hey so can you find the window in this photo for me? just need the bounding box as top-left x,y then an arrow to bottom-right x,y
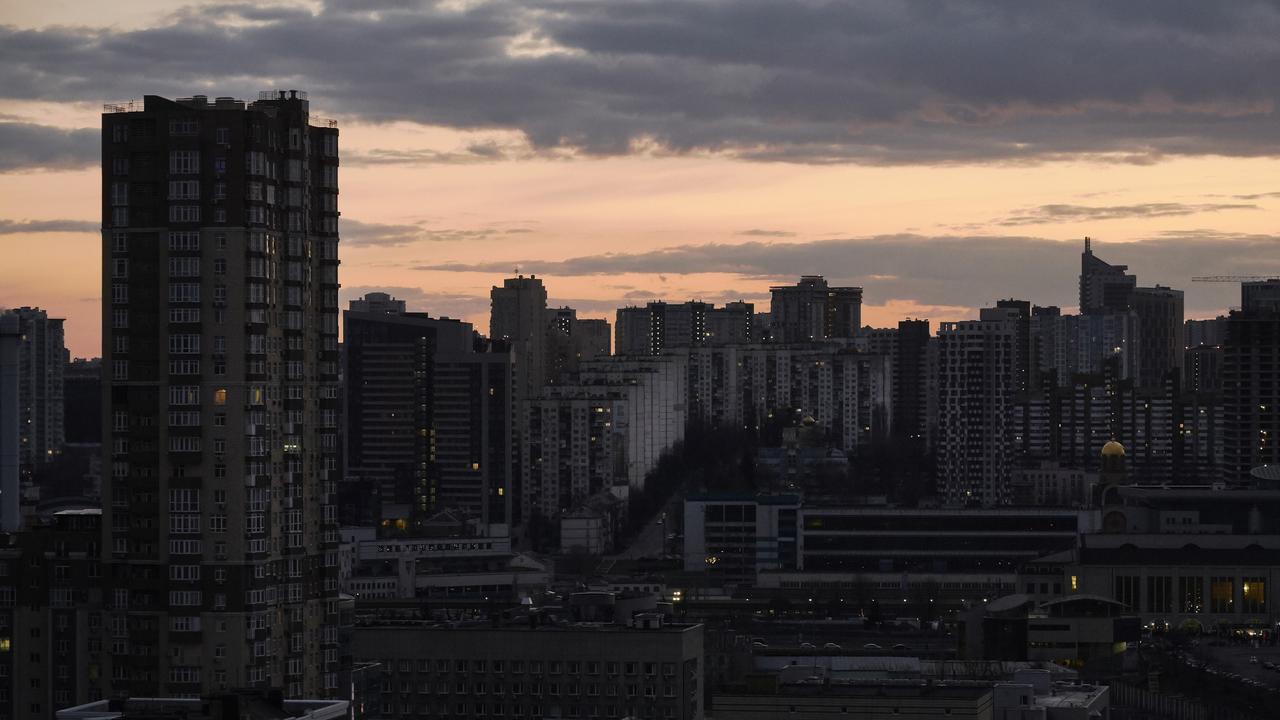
1178,575 -> 1204,613
112,258 -> 129,278
168,180 -> 200,200
111,181 -> 128,206
112,123 -> 128,143
168,590 -> 201,607
169,118 -> 199,135
214,258 -> 227,275
168,334 -> 200,354
1114,575 -> 1140,611
112,231 -> 128,252
1146,576 -> 1172,614
169,283 -> 200,304
112,207 -> 128,227
169,205 -> 200,223
112,284 -> 128,305
169,231 -> 200,251
216,127 -> 230,145
169,386 -> 200,405
113,309 -> 128,329
169,308 -> 200,324
169,150 -> 199,174
1243,578 -> 1266,614
1211,577 -> 1235,614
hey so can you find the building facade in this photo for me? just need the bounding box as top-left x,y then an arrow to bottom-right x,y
0,307 -> 66,509
1222,281 -> 1280,483
768,277 -> 862,344
353,618 -> 704,720
938,311 -> 1019,506
490,276 -> 548,401
100,92 -> 342,697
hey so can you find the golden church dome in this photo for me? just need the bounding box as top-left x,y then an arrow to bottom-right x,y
1101,440 -> 1126,457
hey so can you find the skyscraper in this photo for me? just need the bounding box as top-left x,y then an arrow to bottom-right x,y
490,275 -> 548,400
0,314 -> 20,532
768,276 -> 861,343
1078,238 -> 1184,388
1132,285 -> 1185,388
100,92 -> 341,697
1222,280 -> 1280,483
1079,236 -> 1136,315
938,308 -> 1020,506
344,293 -> 515,533
0,307 -> 66,499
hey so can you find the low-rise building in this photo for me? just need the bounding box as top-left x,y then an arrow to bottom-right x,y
55,695 -> 348,720
353,612 -> 704,719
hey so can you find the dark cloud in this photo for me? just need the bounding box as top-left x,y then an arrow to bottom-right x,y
414,233 -> 1280,315
1228,191 -> 1280,200
736,229 -> 796,237
0,122 -> 98,172
998,202 -> 1259,226
6,2 -> 1280,164
340,219 -> 424,247
342,218 -> 529,246
0,218 -> 98,234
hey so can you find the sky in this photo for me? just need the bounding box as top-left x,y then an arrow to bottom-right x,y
2,1 -> 1280,358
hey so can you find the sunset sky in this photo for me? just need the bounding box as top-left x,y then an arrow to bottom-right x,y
3,1 -> 1280,357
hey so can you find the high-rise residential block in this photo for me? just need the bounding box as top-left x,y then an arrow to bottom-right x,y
613,300 -> 753,356
0,307 -> 66,501
1132,285 -> 1185,388
938,309 -> 1020,506
1222,281 -> 1280,483
491,275 -> 548,400
0,315 -> 19,532
100,92 -> 341,697
768,276 -> 861,343
545,306 -> 611,383
343,294 -> 514,534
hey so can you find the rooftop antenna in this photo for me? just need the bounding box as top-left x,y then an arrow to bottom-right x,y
1084,236 -> 1091,253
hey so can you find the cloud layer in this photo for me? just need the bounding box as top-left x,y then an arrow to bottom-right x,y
0,218 -> 98,234
416,232 -> 1280,314
6,1 -> 1280,166
0,123 -> 99,172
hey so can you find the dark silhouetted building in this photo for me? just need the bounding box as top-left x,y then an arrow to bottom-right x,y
100,91 -> 342,697
768,276 -> 861,343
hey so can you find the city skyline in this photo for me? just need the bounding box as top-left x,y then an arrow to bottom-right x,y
6,2 -> 1280,356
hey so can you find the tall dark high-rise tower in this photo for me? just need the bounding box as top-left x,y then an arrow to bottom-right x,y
100,92 -> 342,697
1079,236 -> 1136,315
1223,280 -> 1280,483
343,294 -> 514,533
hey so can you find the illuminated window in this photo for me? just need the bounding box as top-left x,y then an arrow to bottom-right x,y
1070,575 -> 1078,592
213,388 -> 227,406
1210,577 -> 1234,614
1243,578 -> 1266,614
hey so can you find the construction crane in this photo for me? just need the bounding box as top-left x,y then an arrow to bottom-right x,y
1192,276 -> 1280,282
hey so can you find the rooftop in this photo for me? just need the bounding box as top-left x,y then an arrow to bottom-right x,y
56,697 -> 347,720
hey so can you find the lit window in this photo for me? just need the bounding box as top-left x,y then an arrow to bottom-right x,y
213,388 -> 227,406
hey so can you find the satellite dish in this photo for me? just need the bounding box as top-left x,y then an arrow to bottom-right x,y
1251,465 -> 1280,482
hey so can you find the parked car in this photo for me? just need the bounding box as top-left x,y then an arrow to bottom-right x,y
863,643 -> 882,650
824,643 -> 842,650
